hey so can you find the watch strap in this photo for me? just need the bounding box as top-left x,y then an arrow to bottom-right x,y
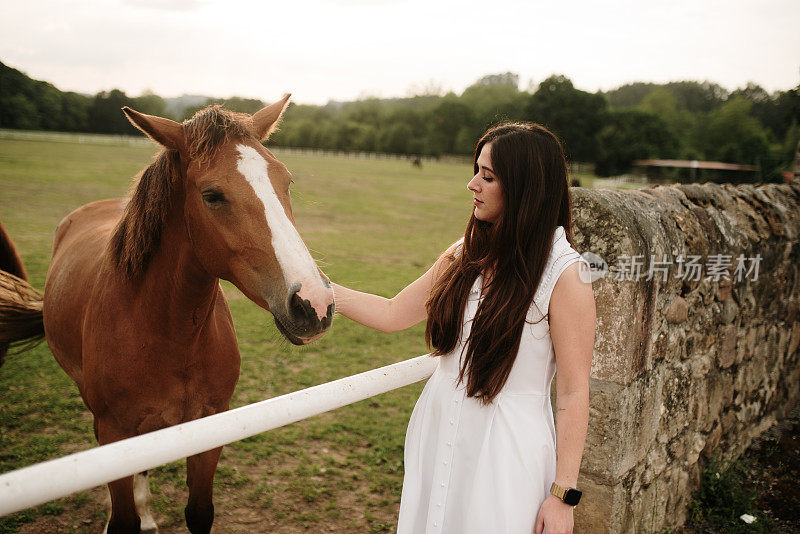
549,482 -> 567,501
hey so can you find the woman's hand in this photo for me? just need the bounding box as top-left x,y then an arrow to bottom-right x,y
534,494 -> 574,534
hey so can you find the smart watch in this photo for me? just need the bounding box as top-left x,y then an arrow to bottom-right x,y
549,482 -> 582,506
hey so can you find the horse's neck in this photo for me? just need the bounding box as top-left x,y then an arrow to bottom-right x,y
129,209 -> 218,335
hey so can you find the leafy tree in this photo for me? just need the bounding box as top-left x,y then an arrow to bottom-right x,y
638,88 -> 697,157
461,74 -> 526,129
0,93 -> 39,129
663,81 -> 727,113
59,92 -> 90,131
780,120 -> 800,164
354,123 -> 379,152
603,82 -> 657,109
696,97 -> 769,164
281,102 -> 334,125
341,99 -> 385,127
729,82 -> 787,141
454,126 -> 479,156
426,97 -> 473,155
332,121 -> 371,151
379,122 -> 414,153
31,82 -> 62,130
473,72 -> 519,87
595,110 -> 678,176
88,89 -> 137,134
220,96 -> 264,115
768,85 -> 800,141
271,118 -> 314,148
132,91 -> 168,118
313,122 -> 339,149
525,75 -> 607,161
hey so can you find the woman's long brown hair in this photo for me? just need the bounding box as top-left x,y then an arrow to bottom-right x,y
425,122 -> 575,404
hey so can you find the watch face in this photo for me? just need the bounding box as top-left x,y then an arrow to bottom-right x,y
564,488 -> 582,506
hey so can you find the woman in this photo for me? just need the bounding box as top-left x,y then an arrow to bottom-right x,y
332,122 -> 596,534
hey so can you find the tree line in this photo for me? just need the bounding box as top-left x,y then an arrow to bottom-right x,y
1,61 -> 798,179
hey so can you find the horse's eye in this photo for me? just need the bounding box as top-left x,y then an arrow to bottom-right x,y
202,190 -> 226,206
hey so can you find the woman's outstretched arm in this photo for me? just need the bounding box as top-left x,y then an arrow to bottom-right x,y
332,239 -> 461,333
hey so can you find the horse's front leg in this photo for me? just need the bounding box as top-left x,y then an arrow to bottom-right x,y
184,446 -> 223,534
103,475 -> 141,534
97,420 -> 142,534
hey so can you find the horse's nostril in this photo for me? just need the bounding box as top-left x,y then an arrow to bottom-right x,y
288,288 -> 334,332
289,291 -> 313,322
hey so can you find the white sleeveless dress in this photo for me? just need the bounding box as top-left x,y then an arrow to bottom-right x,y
397,226 -> 588,534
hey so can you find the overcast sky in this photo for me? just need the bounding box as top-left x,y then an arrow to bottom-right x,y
1,0 -> 798,105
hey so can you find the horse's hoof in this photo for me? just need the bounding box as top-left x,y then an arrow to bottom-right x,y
140,517 -> 159,533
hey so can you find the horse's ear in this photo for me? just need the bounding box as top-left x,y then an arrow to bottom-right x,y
122,107 -> 185,152
251,94 -> 291,141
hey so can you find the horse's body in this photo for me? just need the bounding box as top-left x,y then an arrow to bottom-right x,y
1,97 -> 334,533
46,197 -> 240,425
46,196 -> 241,533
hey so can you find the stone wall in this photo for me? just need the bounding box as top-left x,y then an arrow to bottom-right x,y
568,178 -> 800,532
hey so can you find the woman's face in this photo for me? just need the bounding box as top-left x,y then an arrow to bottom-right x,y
467,142 -> 504,224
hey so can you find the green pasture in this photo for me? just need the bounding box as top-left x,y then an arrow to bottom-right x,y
0,136 -> 614,533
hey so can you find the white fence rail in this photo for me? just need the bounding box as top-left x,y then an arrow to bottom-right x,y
0,354 -> 438,517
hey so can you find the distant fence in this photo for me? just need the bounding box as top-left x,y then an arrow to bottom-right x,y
0,355 -> 438,517
0,129 -> 470,164
0,128 -> 152,147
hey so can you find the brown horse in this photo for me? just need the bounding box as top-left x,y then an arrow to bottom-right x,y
0,96 -> 335,533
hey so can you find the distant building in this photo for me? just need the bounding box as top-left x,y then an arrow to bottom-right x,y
632,159 -> 759,184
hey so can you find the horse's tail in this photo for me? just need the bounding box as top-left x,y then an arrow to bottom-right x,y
0,220 -> 44,366
0,271 -> 45,366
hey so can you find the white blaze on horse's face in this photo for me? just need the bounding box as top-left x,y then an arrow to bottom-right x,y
235,144 -> 331,323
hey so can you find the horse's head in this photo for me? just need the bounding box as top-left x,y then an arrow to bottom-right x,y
122,96 -> 333,345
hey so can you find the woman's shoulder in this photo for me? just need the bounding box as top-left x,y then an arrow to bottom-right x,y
533,226 -> 590,310
429,237 -> 464,281
448,237 -> 465,258
550,226 -> 584,261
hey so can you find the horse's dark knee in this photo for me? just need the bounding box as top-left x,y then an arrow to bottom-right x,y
185,502 -> 214,534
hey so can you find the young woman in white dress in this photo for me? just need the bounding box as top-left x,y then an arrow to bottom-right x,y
332,122 -> 596,534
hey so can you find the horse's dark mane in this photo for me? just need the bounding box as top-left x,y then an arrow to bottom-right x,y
110,149 -> 181,278
110,106 -> 255,277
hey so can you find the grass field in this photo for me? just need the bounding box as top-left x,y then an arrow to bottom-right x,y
0,136 -> 616,533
